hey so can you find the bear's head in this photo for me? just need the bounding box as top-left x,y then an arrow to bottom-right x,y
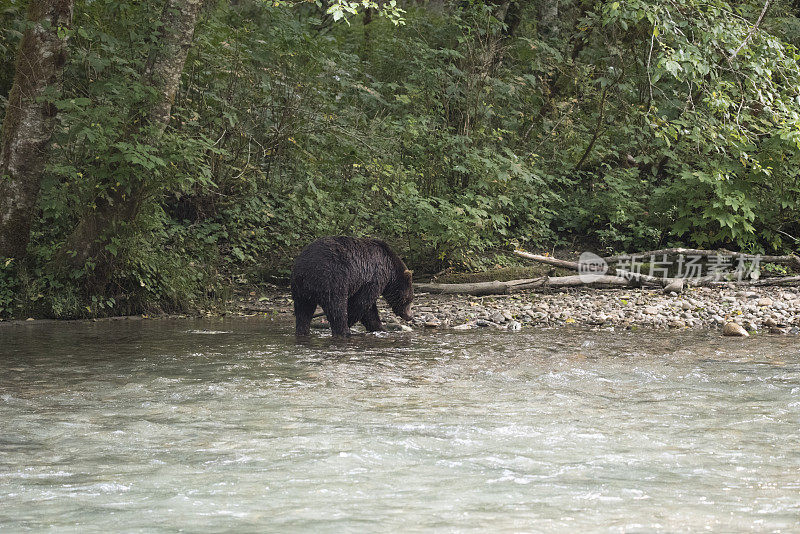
388,269 -> 414,321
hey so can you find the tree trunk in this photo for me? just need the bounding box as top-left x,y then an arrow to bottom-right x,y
0,0 -> 74,259
61,0 -> 202,268
538,0 -> 559,39
361,6 -> 376,60
143,0 -> 204,136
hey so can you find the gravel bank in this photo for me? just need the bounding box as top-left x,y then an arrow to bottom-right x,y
240,285 -> 800,335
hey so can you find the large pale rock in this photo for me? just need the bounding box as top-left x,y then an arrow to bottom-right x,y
722,322 -> 749,337
663,279 -> 684,294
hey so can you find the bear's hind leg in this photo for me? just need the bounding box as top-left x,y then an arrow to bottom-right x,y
293,297 -> 316,336
360,303 -> 384,332
322,299 -> 350,337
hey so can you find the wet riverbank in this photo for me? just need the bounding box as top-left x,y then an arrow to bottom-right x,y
4,284 -> 799,336
238,285 -> 800,335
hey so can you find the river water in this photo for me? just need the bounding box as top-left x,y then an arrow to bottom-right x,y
1,318 -> 799,532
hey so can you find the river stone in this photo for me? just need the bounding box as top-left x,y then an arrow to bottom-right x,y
453,323 -> 473,330
722,322 -> 749,337
758,297 -> 774,307
644,306 -> 658,315
722,296 -> 736,303
488,312 -> 503,323
663,279 -> 684,294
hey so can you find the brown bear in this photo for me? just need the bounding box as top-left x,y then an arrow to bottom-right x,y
290,237 -> 414,337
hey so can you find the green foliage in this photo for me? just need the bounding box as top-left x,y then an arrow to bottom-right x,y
1,0 -> 799,318
586,0 -> 800,251
0,258 -> 16,316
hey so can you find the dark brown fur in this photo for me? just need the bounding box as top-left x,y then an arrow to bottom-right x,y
290,237 -> 414,337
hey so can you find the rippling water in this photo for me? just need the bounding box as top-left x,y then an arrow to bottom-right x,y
1,318 -> 799,532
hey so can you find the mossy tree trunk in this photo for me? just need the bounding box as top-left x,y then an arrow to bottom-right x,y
0,0 -> 74,259
142,0 -> 204,137
538,0 -> 559,39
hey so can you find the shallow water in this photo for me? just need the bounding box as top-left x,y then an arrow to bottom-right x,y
1,318 -> 799,532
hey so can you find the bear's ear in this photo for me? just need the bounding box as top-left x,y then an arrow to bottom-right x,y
404,269 -> 413,280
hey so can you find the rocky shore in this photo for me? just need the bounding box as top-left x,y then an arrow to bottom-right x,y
240,285 -> 800,335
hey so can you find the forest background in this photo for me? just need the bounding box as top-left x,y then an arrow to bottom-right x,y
1,0 -> 799,318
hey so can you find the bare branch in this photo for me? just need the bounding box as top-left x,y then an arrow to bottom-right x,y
731,0 -> 772,59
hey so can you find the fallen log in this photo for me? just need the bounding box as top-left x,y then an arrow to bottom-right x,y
726,275 -> 800,287
415,267 -> 800,296
510,275 -> 656,290
414,280 -> 522,296
416,248 -> 800,297
514,248 -> 800,272
515,247 -> 800,285
414,274 -> 651,296
416,273 -> 800,296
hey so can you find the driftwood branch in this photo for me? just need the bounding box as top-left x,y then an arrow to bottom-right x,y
731,0 -> 772,59
512,250 -> 580,270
